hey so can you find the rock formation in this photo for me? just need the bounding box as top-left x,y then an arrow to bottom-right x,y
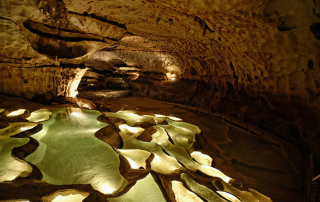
1,0 -> 320,188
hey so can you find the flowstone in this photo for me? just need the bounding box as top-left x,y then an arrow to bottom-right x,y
108,174 -> 167,202
25,107 -> 127,194
6,109 -> 26,117
0,107 -> 274,202
27,109 -> 52,122
105,111 -> 271,201
0,122 -> 36,182
172,180 -> 203,202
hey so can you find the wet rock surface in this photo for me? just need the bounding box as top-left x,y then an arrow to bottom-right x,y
0,0 -> 320,199
0,95 -> 303,202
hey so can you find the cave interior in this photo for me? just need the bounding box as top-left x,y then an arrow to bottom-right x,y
1,0 -> 320,202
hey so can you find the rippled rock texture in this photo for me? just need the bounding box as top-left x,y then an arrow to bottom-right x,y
0,0 -> 320,171
1,0 -> 319,100
0,106 -> 275,202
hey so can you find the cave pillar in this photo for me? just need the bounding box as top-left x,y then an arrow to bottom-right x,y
56,67 -> 89,98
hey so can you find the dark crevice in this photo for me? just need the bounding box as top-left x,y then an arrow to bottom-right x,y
0,16 -> 11,21
14,65 -> 58,68
278,26 -> 297,31
2,64 -> 87,69
310,23 -> 320,39
0,56 -> 33,60
230,61 -> 235,71
99,47 -> 168,53
40,22 -> 90,34
59,63 -> 87,69
313,8 -> 320,18
113,63 -> 129,67
308,59 -> 314,69
145,1 -> 214,37
68,11 -> 127,30
230,61 -> 239,80
84,67 -> 115,75
194,16 -> 215,36
0,61 -> 16,64
160,128 -> 175,145
23,21 -> 116,42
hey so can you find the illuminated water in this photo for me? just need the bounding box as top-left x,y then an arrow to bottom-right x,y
0,107 -> 273,202
26,107 -> 127,194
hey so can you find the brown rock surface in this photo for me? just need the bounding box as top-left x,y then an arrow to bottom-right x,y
0,0 -> 320,199
95,125 -> 123,148
2,0 -> 319,103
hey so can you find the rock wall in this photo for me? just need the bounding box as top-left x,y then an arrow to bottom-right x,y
0,66 -> 58,99
57,67 -> 88,98
0,0 -> 320,160
1,0 -> 319,103
0,65 -> 88,99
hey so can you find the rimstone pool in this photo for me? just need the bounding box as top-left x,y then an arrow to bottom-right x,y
1,106 -> 274,201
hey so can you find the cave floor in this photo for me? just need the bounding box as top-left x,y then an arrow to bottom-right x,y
103,97 -> 303,202
0,95 -> 304,202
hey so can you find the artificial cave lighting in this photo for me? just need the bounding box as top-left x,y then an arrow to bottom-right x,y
71,111 -> 82,117
65,68 -> 88,98
106,111 -> 231,182
217,191 -> 242,202
7,109 -> 26,117
108,174 -> 167,202
26,109 -> 52,122
0,107 -> 273,201
199,165 -> 231,183
119,124 -> 145,140
0,134 -> 32,182
20,126 -> 35,131
118,149 -> 150,169
190,151 -> 213,166
163,142 -> 231,183
105,111 -> 154,126
129,72 -> 140,80
51,194 -> 87,202
154,114 -> 166,118
143,115 -> 164,124
166,73 -> 178,81
118,67 -> 140,71
160,125 -> 195,149
123,137 -> 182,174
25,108 -> 127,195
151,125 -> 171,146
0,122 -> 36,182
167,119 -> 201,134
180,173 -> 227,202
0,122 -> 37,137
172,181 -> 203,202
167,116 -> 182,121
214,180 -> 263,202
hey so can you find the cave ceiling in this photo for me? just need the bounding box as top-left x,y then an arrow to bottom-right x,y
1,1 -> 320,199
0,0 -> 320,104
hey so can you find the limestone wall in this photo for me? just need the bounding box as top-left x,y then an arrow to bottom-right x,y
0,0 -> 320,157
0,65 -> 88,99
1,0 -> 319,105
0,66 -> 58,99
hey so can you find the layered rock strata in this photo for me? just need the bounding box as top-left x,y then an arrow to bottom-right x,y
0,0 -> 320,169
